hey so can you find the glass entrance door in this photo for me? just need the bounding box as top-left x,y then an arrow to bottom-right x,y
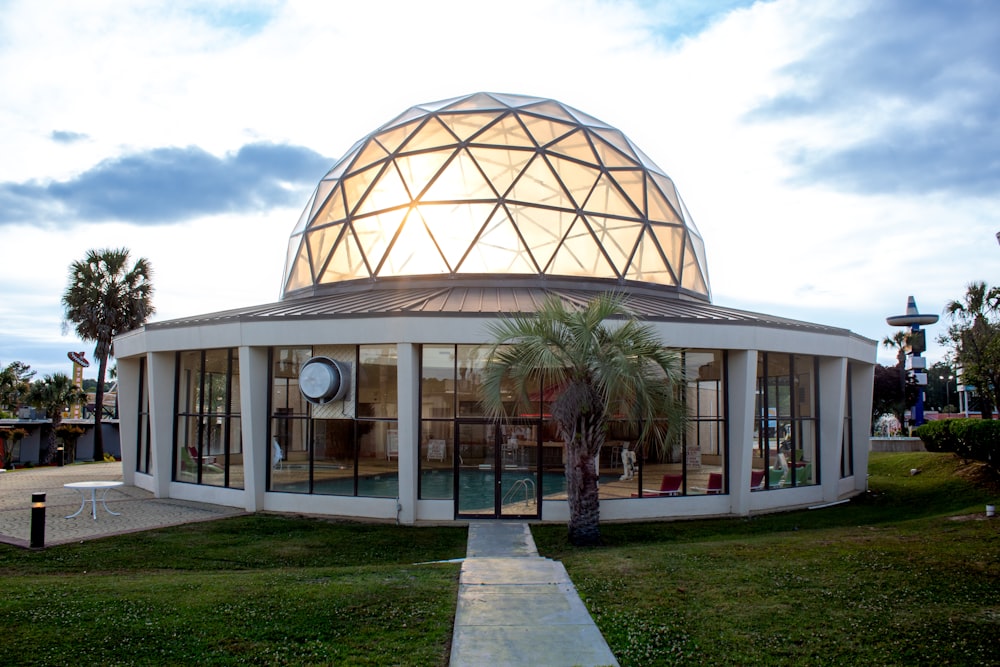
456,421 -> 539,519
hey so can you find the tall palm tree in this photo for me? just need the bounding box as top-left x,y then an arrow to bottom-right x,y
944,281 -> 1000,418
27,373 -> 87,463
62,248 -> 154,459
480,293 -> 686,546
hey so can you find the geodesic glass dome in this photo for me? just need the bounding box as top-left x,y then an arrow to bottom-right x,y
282,92 -> 711,301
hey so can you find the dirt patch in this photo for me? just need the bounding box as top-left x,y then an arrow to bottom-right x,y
953,460 -> 1000,496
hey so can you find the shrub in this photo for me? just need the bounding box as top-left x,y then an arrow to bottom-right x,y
915,418 -> 1000,472
913,420 -> 953,452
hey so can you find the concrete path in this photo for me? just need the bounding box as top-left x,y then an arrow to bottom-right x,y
450,521 -> 619,667
0,462 -> 244,548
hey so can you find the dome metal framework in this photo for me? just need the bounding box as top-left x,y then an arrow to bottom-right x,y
282,92 -> 711,301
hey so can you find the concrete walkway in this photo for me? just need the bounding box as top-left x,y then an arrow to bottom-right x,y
450,521 -> 619,667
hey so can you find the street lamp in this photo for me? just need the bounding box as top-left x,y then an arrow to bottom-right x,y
940,373 -> 954,409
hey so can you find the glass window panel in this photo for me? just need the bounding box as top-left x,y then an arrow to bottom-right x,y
422,149 -> 496,202
650,172 -> 683,220
583,173 -> 640,218
341,162 -> 386,216
507,205 -> 576,272
439,111 -> 501,141
521,100 -> 578,123
293,190 -> 315,234
358,421 -> 399,497
593,128 -> 639,160
319,224 -> 369,283
457,208 -> 537,274
395,149 -> 452,200
355,160 -> 410,217
312,184 -> 349,226
625,229 -> 675,285
373,119 -> 422,155
607,169 -> 645,215
358,345 -> 398,419
422,345 -> 455,419
352,208 -> 407,267
378,209 -> 451,277
645,177 -> 681,223
546,156 -> 599,209
520,114 -> 575,147
546,129 -> 598,165
306,224 -> 345,274
353,139 -> 390,171
446,92 -> 505,112
466,146 -> 533,197
455,345 -> 494,417
283,236 -> 313,293
584,215 -> 643,275
648,223 -> 685,277
472,113 -> 535,148
547,219 -> 615,278
681,235 -> 708,294
420,420 -> 453,499
508,155 -> 576,211
591,135 -> 638,169
418,203 -> 495,270
313,419 -> 356,496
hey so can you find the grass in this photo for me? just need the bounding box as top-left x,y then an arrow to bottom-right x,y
533,452 -> 1000,666
1,452 -> 997,666
0,517 -> 468,666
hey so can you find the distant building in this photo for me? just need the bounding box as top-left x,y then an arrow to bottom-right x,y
115,93 -> 875,523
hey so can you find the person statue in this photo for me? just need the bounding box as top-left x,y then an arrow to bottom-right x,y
620,443 -> 637,481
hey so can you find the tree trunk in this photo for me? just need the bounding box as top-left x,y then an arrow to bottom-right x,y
92,354 -> 107,461
565,440 -> 602,546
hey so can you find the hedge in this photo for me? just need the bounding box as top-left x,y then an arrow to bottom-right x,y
914,418 -> 998,470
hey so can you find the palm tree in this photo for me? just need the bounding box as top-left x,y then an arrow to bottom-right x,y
27,373 -> 87,463
62,248 -> 154,459
480,293 -> 687,546
944,281 -> 1000,418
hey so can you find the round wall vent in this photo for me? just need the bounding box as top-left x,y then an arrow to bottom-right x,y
298,356 -> 351,404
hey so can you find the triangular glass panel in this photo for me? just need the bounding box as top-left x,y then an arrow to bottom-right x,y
679,194 -> 703,236
591,134 -> 638,169
352,139 -> 390,173
457,207 -> 537,274
422,148 -> 495,202
374,120 -> 422,156
398,116 -> 460,154
519,100 -> 578,124
545,155 -> 599,209
351,207 -> 407,269
520,114 -> 576,147
625,228 -> 676,286
583,173 -> 641,218
467,146 -> 534,198
283,237 -> 315,293
489,92 -> 544,109
650,172 -> 683,221
444,92 -> 507,112
686,232 -> 711,296
292,191 -> 316,235
306,223 -> 346,277
379,106 -> 428,132
309,179 -> 337,221
376,209 -> 451,277
312,183 -> 349,226
319,224 -> 371,283
418,93 -> 469,113
546,217 -> 616,278
354,160 -> 411,216
342,162 -> 387,216
469,113 -> 535,148
681,234 -> 708,295
507,205 -> 577,271
583,215 -> 643,276
628,139 -> 663,173
395,149 -> 453,200
593,127 -> 639,160
508,154 -> 576,211
645,175 -> 681,223
606,169 -> 644,216
546,129 -> 598,165
327,138 -> 364,179
564,104 -> 614,129
439,112 -> 501,142
648,222 -> 685,276
418,202 -> 497,270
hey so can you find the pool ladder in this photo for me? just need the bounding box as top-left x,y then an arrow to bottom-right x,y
501,478 -> 536,507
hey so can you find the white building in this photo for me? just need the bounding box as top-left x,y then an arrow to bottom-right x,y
115,93 -> 876,523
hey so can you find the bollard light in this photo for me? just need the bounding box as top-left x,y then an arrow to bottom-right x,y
30,492 -> 45,549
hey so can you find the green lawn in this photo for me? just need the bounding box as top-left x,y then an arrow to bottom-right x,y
2,452 -> 997,666
533,452 -> 1000,666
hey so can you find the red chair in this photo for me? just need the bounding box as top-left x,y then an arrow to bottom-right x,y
705,472 -> 723,494
750,469 -> 765,490
632,473 -> 683,497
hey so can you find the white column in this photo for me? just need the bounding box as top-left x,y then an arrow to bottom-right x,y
116,357 -> 141,485
147,351 -> 176,498
727,349 -> 758,516
239,346 -> 270,512
818,356 -> 847,503
396,343 -> 419,524
851,361 -> 875,493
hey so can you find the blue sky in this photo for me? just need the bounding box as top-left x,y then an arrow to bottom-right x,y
1,0 -> 998,379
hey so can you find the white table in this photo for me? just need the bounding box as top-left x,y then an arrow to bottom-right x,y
64,481 -> 124,520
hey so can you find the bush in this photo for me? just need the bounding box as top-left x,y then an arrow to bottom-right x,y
915,418 -> 999,472
913,420 -> 953,452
